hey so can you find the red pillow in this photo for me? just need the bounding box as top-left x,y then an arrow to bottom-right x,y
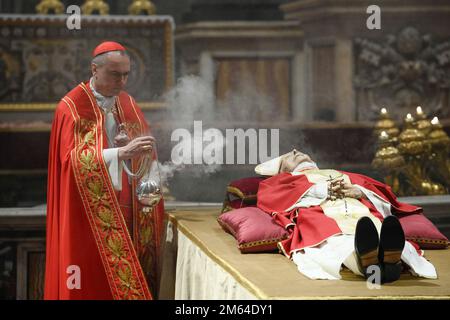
227,176 -> 266,199
221,177 -> 266,213
217,207 -> 289,253
398,213 -> 449,249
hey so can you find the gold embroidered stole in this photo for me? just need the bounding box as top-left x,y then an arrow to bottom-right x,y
114,93 -> 163,297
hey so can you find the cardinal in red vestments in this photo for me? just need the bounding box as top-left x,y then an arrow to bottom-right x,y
256,149 -> 437,282
45,41 -> 165,299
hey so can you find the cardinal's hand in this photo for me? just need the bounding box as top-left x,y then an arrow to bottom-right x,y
114,131 -> 130,147
118,136 -> 155,161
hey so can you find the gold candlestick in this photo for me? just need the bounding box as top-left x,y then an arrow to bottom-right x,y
398,113 -> 426,155
372,131 -> 405,194
415,106 -> 432,136
82,0 -> 109,15
374,107 -> 400,139
429,117 -> 450,148
372,110 -> 448,195
427,117 -> 450,189
36,0 -> 64,14
129,0 -> 156,15
398,114 -> 445,195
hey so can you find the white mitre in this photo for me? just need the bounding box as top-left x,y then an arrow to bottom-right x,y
254,152 -> 291,176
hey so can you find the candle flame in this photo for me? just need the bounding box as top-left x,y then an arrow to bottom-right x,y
431,116 -> 439,125
416,106 -> 423,114
381,108 -> 387,114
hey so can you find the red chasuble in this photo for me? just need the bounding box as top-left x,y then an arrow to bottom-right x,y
257,172 -> 421,257
45,82 -> 165,300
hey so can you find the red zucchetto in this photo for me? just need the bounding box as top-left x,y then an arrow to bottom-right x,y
92,41 -> 126,57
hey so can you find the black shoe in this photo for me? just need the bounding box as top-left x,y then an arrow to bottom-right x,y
379,215 -> 405,283
364,262 -> 402,284
355,217 -> 379,279
382,262 -> 402,283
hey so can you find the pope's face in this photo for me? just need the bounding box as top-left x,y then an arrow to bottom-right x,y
279,150 -> 313,173
92,53 -> 130,97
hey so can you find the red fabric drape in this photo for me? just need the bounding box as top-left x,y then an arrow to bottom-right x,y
257,171 -> 422,257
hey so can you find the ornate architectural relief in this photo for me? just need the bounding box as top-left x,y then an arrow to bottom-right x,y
354,27 -> 450,121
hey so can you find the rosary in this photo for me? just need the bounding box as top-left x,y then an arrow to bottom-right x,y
327,175 -> 349,216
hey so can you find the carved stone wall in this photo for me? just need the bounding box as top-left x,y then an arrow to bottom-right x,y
354,27 -> 450,121
282,0 -> 450,122
0,15 -> 174,108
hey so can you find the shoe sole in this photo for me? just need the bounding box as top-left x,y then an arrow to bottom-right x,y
382,250 -> 403,264
355,217 -> 380,274
379,216 -> 405,265
359,249 -> 379,268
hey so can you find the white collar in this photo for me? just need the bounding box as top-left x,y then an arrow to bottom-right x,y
89,77 -> 116,112
291,161 -> 319,175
